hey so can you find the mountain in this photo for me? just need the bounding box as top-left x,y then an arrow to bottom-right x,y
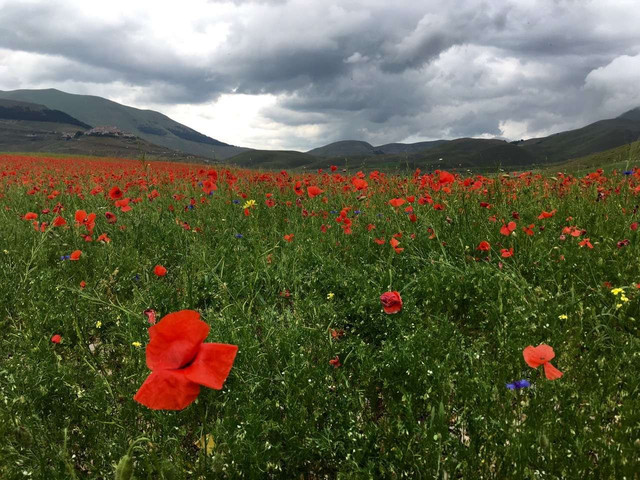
307,140 -> 381,157
306,139 -> 447,157
249,108 -> 640,171
0,89 -> 247,159
0,116 -> 209,161
618,107 -> 640,123
517,113 -> 640,163
0,99 -> 91,129
227,150 -> 319,169
376,140 -> 447,154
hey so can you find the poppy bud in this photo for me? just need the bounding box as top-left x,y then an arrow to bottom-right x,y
115,454 -> 134,480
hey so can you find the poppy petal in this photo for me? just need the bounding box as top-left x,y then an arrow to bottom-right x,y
146,310 -> 210,370
543,362 -> 563,380
523,344 -> 555,368
183,343 -> 238,390
134,370 -> 200,410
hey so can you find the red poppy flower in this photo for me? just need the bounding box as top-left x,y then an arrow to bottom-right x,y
578,238 -> 594,249
389,198 -> 405,207
154,265 -> 167,276
380,291 -> 403,314
500,247 -> 514,258
307,186 -> 324,198
284,234 -> 294,242
538,209 -> 556,220
631,222 -> 638,231
144,308 -> 157,325
523,344 -> 563,380
476,241 -> 491,252
134,310 -> 237,410
389,238 -> 404,253
53,216 -> 67,227
500,221 -> 517,236
70,250 -> 82,261
374,238 -> 386,245
522,224 -> 534,236
105,211 -> 117,224
109,186 -> 123,200
51,334 -> 62,344
329,356 -> 341,368
617,239 -> 630,248
24,212 -> 38,220
80,281 -> 86,289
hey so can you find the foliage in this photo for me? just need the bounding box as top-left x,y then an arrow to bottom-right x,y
0,154 -> 639,478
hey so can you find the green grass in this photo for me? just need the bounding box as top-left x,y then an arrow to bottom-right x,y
0,154 -> 639,479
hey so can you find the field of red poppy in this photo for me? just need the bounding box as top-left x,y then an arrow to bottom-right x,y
0,153 -> 639,479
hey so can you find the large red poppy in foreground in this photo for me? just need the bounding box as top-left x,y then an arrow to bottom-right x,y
134,310 -> 237,410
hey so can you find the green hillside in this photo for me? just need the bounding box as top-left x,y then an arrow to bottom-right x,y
0,99 -> 91,129
0,89 -> 247,159
552,140 -> 640,174
519,116 -> 640,163
377,140 -> 447,154
0,118 -> 208,162
307,140 -> 379,157
227,149 -> 319,169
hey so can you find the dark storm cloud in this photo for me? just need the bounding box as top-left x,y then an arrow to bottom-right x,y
1,0 -> 640,148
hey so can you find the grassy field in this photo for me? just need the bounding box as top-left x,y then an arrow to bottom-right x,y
1,153 -> 639,479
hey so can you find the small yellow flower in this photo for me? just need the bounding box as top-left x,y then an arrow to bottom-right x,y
132,341 -> 142,348
558,314 -> 568,320
616,304 -> 623,309
620,295 -> 629,303
242,199 -> 257,209
2,249 -> 8,254
611,288 -> 624,296
95,321 -> 102,328
327,292 -> 335,300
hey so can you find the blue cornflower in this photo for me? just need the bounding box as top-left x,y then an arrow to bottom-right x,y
233,200 -> 240,204
188,204 -> 194,210
133,274 -> 141,282
623,170 -> 634,176
506,379 -> 531,390
353,210 -> 361,215
330,210 -> 338,214
60,255 -> 70,261
234,233 -> 243,239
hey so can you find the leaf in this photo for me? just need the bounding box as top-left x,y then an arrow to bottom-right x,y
194,433 -> 215,455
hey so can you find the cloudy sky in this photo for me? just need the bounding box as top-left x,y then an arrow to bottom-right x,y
1,0 -> 639,151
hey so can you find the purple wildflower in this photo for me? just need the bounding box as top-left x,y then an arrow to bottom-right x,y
506,379 -> 531,390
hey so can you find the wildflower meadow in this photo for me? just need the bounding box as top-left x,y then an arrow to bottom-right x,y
0,153 -> 639,478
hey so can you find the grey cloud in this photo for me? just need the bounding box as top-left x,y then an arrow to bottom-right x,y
1,0 -> 639,149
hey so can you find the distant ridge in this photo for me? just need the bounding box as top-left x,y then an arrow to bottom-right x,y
0,88 -> 247,159
306,139 -> 447,157
0,98 -> 91,129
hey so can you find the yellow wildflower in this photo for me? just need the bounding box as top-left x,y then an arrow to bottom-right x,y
243,199 -> 257,209
95,321 -> 102,328
611,288 -> 624,296
132,341 -> 142,348
558,314 -> 568,320
327,292 -> 335,300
